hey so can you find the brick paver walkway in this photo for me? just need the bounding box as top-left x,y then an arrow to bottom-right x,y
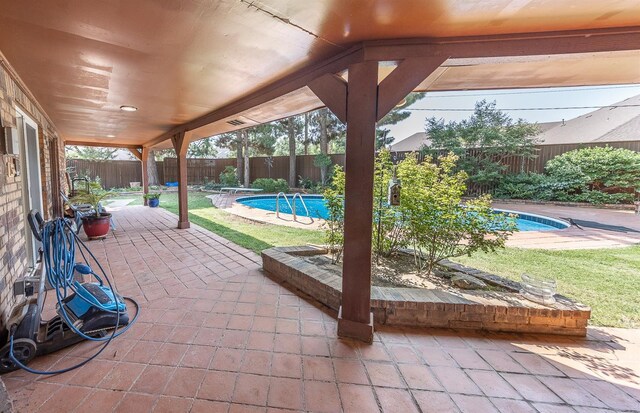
4,206 -> 640,412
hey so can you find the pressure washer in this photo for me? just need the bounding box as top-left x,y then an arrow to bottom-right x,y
0,211 -> 139,374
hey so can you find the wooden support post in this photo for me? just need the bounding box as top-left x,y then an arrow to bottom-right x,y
141,147 -> 150,206
338,61 -> 378,343
172,131 -> 190,229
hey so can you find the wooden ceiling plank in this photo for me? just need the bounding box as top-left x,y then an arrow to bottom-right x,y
144,45 -> 364,147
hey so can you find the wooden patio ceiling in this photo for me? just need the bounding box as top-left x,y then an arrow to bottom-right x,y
0,0 -> 639,148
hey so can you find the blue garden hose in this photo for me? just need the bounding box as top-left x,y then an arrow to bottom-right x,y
9,218 -> 139,375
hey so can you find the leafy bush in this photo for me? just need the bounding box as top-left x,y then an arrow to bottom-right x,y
251,178 -> 289,193
494,173 -> 547,200
496,147 -> 640,204
203,181 -> 223,190
397,153 -> 516,273
372,150 -> 407,258
219,166 -> 239,187
322,151 -> 516,272
545,146 -> 640,203
322,166 -> 345,263
298,176 -> 314,190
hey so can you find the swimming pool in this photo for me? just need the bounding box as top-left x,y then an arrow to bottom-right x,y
235,194 -> 569,231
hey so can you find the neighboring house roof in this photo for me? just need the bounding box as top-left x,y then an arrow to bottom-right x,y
391,94 -> 640,152
389,132 -> 430,152
535,94 -> 640,145
389,121 -> 566,152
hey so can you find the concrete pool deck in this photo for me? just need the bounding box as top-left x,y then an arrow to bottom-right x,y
492,202 -> 640,250
207,193 -> 640,250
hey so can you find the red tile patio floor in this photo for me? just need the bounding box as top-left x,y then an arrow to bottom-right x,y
3,206 -> 640,412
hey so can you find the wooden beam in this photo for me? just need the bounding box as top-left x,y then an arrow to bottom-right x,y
338,60 -> 378,344
307,74 -> 348,123
128,148 -> 143,161
141,147 -> 150,206
362,26 -> 640,61
376,56 -> 448,121
65,140 -> 143,150
171,131 -> 190,229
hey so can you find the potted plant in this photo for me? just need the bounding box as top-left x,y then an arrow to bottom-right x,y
70,190 -> 114,239
143,192 -> 161,207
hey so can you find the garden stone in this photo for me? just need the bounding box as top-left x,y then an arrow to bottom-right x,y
452,274 -> 487,290
433,269 -> 454,279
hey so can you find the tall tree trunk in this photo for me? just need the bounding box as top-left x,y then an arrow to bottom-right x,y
304,112 -> 309,155
319,109 -> 329,184
243,130 -> 250,187
288,119 -> 296,188
235,131 -> 243,184
147,150 -> 159,185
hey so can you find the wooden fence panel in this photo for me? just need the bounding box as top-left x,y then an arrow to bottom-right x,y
66,159 -> 142,189
68,141 -> 639,189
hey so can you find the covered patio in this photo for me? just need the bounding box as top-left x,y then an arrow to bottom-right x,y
3,205 -> 640,412
1,1 -> 640,411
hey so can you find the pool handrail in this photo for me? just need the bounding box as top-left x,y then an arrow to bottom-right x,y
291,193 -> 314,224
275,192 -> 294,220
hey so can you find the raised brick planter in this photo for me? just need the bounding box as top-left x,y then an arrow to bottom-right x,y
262,246 -> 591,336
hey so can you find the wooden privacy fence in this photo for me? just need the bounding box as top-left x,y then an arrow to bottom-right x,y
66,159 -> 145,189
160,154 -> 346,185
67,140 -> 639,189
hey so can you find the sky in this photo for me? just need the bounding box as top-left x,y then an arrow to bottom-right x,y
387,84 -> 640,143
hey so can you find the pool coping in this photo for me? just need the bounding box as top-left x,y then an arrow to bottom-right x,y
262,246 -> 591,336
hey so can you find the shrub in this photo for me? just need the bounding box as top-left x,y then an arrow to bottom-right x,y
298,176 -> 314,190
545,146 -> 640,203
372,150 -> 407,258
251,178 -> 289,193
322,166 -> 345,264
397,153 -> 517,273
203,181 -> 223,191
219,166 -> 239,187
322,152 -> 516,272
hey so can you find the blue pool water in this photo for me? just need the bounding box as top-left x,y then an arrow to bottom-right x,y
236,194 -> 569,231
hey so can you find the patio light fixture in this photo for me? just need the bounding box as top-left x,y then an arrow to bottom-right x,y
119,105 -> 138,112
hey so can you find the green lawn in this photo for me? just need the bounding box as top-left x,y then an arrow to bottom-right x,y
111,191 -> 639,328
454,247 -> 640,328
154,191 -> 324,253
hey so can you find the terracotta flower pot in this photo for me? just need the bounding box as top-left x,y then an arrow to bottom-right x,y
81,212 -> 112,240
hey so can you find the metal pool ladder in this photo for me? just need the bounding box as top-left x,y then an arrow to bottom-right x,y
292,193 -> 314,224
275,192 -> 294,219
275,192 -> 314,223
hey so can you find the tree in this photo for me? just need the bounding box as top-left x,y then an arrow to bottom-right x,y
376,92 -> 426,149
65,146 -> 118,160
278,116 -> 303,187
312,108 -> 345,183
187,137 -> 218,158
248,124 -> 278,156
423,100 -> 540,187
216,132 -> 244,183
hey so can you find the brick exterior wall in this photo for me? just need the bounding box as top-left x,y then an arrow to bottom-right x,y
0,55 -> 64,332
